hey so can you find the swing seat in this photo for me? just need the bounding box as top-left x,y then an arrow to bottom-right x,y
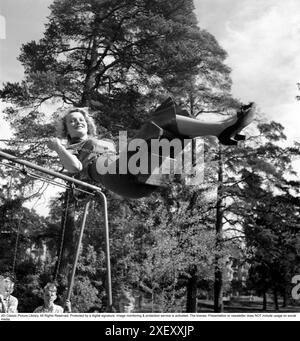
136,153 -> 178,187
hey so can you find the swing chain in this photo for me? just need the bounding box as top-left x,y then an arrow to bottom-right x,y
12,215 -> 22,274
54,186 -> 72,282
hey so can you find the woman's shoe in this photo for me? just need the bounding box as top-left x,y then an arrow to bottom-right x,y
218,102 -> 255,145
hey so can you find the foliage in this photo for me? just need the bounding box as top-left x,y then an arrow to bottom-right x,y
0,0 -> 299,313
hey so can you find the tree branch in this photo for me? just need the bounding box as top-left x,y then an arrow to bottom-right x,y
223,236 -> 245,242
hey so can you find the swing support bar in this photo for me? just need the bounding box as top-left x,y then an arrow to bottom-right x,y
0,150 -> 113,310
66,200 -> 90,303
96,191 -> 113,311
0,150 -> 103,193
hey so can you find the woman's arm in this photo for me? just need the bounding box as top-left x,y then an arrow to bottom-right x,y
47,138 -> 83,173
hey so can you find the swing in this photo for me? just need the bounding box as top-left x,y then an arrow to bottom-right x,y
12,216 -> 22,274
53,185 -> 91,310
0,149 -> 113,312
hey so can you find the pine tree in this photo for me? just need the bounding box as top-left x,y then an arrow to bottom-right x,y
0,0 -> 245,312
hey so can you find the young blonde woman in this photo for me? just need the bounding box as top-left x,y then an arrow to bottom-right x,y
47,97 -> 255,198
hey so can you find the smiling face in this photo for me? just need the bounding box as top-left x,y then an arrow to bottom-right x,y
65,111 -> 88,140
44,286 -> 57,306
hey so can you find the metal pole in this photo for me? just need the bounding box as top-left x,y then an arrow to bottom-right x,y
0,150 -> 103,193
12,217 -> 22,274
0,150 -> 113,310
66,200 -> 90,303
96,190 -> 113,311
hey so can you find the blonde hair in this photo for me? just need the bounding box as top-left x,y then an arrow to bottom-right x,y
43,282 -> 57,293
56,107 -> 97,142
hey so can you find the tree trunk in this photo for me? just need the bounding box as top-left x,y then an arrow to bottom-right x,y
273,288 -> 279,311
262,290 -> 267,311
214,265 -> 223,312
282,290 -> 287,307
185,115 -> 198,314
81,72 -> 94,106
137,294 -> 143,311
81,36 -> 98,107
214,146 -> 224,313
186,266 -> 198,312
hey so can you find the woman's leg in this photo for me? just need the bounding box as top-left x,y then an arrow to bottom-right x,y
175,114 -> 234,138
150,97 -> 256,145
175,103 -> 256,144
87,98 -> 256,198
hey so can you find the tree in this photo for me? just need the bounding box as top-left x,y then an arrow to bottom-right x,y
217,120 -> 300,311
123,187 -> 217,312
244,188 -> 300,310
1,0 -> 225,128
0,0 -> 238,312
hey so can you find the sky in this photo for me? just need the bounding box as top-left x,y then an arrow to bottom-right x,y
0,0 -> 300,214
194,0 -> 300,141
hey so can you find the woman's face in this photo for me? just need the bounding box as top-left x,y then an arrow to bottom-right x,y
65,111 -> 88,139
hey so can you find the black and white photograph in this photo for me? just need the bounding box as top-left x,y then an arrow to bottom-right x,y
0,0 -> 299,326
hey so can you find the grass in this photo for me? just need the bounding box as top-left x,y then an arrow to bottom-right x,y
136,297 -> 300,313
197,299 -> 300,313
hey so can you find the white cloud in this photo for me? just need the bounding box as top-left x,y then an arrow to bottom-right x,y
195,1 -> 300,124
212,1 -> 300,141
195,0 -> 300,176
223,3 -> 299,96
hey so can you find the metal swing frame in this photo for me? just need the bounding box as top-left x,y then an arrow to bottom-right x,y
0,150 -> 113,311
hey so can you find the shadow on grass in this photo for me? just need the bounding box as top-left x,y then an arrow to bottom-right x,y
197,300 -> 300,313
